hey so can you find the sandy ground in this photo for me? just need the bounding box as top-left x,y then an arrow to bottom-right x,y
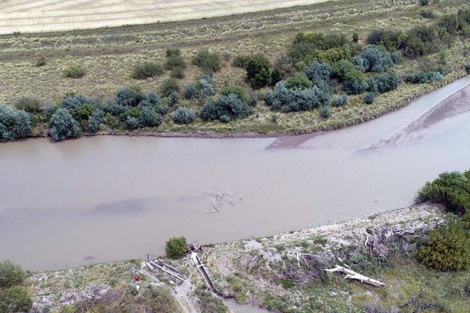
0,0 -> 330,34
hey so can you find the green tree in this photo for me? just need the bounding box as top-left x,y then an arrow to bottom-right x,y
165,237 -> 187,259
246,54 -> 271,89
0,261 -> 25,289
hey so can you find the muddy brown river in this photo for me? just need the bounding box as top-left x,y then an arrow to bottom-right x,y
1,77 -> 470,271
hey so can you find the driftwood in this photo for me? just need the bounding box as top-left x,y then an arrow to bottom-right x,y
325,265 -> 385,287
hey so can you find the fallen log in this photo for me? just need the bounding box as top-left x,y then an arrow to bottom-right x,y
325,265 -> 385,287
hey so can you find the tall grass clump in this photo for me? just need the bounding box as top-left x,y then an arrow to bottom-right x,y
63,64 -> 86,78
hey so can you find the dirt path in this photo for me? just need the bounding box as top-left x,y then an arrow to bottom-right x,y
0,0 -> 329,34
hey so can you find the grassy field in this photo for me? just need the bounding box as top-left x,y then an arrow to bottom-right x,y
0,0 -> 469,138
0,0 -> 331,34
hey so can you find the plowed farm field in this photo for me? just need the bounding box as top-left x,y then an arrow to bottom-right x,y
0,0 -> 328,34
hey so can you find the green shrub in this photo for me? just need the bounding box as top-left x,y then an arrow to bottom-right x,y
352,33 -> 359,43
161,79 -> 180,98
173,107 -> 196,124
171,67 -> 185,79
232,55 -> 251,68
416,170 -> 470,215
417,220 -> 470,271
14,96 -> 42,114
219,86 -> 249,103
168,91 -> 180,106
49,108 -> 82,141
363,92 -> 376,104
139,107 -> 162,127
200,94 -> 252,122
0,285 -> 32,313
192,49 -> 221,73
0,105 -> 32,140
165,236 -> 187,259
165,48 -> 186,70
132,62 -> 163,79
246,54 -> 271,89
304,62 -> 332,83
196,74 -> 215,97
86,110 -> 104,133
183,83 -> 198,100
265,82 -> 330,112
125,116 -> 140,130
115,86 -> 141,107
354,45 -> 394,73
0,261 -> 25,289
320,105 -> 331,119
285,72 -> 313,89
63,64 -> 86,78
270,68 -> 283,86
466,62 -> 470,74
331,94 -> 347,107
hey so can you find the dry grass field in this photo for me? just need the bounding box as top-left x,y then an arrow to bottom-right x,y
0,0 -> 331,34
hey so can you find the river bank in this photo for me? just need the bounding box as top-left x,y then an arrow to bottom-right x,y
26,203 -> 453,313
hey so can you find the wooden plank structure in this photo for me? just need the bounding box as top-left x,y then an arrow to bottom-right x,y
190,251 -> 218,293
146,259 -> 186,282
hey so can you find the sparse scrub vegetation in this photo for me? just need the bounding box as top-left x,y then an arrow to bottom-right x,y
63,64 -> 86,78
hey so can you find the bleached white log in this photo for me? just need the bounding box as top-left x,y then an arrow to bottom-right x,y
325,265 -> 385,287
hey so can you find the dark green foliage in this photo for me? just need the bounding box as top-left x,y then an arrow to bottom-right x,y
437,8 -> 470,37
86,110 -> 104,133
165,48 -> 186,70
466,62 -> 470,74
367,71 -> 400,94
270,68 -> 283,86
13,110 -> 32,138
200,94 -> 252,123
416,170 -> 470,215
196,74 -> 215,97
219,86 -> 249,103
104,113 -> 120,129
184,83 -> 198,100
192,49 -> 221,73
420,0 -> 429,6
168,91 -> 180,106
265,82 -> 329,112
354,45 -> 393,73
165,236 -> 187,259
280,278 -> 294,289
285,72 -> 313,89
304,62 -> 332,83
232,55 -> 251,68
390,50 -> 402,64
0,261 -> 25,289
352,33 -> 359,43
0,105 -> 32,140
173,107 -> 196,124
139,107 -> 162,127
125,107 -> 140,119
246,54 -> 271,89
401,25 -> 438,58
363,92 -> 376,104
125,116 -> 140,130
405,70 -> 444,84
14,96 -> 42,114
288,32 -> 348,63
141,286 -> 183,313
420,9 -> 435,19
331,94 -> 347,107
161,78 -> 180,97
63,64 -> 86,78
320,105 -> 331,119
0,285 -> 32,313
417,219 -> 470,271
49,108 -> 82,141
367,29 -> 403,51
115,87 -> 141,107
332,60 -> 357,81
344,79 -> 367,95
140,91 -> 162,108
132,62 -> 163,79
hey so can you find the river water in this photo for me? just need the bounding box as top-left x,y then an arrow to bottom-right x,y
1,77 -> 470,271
